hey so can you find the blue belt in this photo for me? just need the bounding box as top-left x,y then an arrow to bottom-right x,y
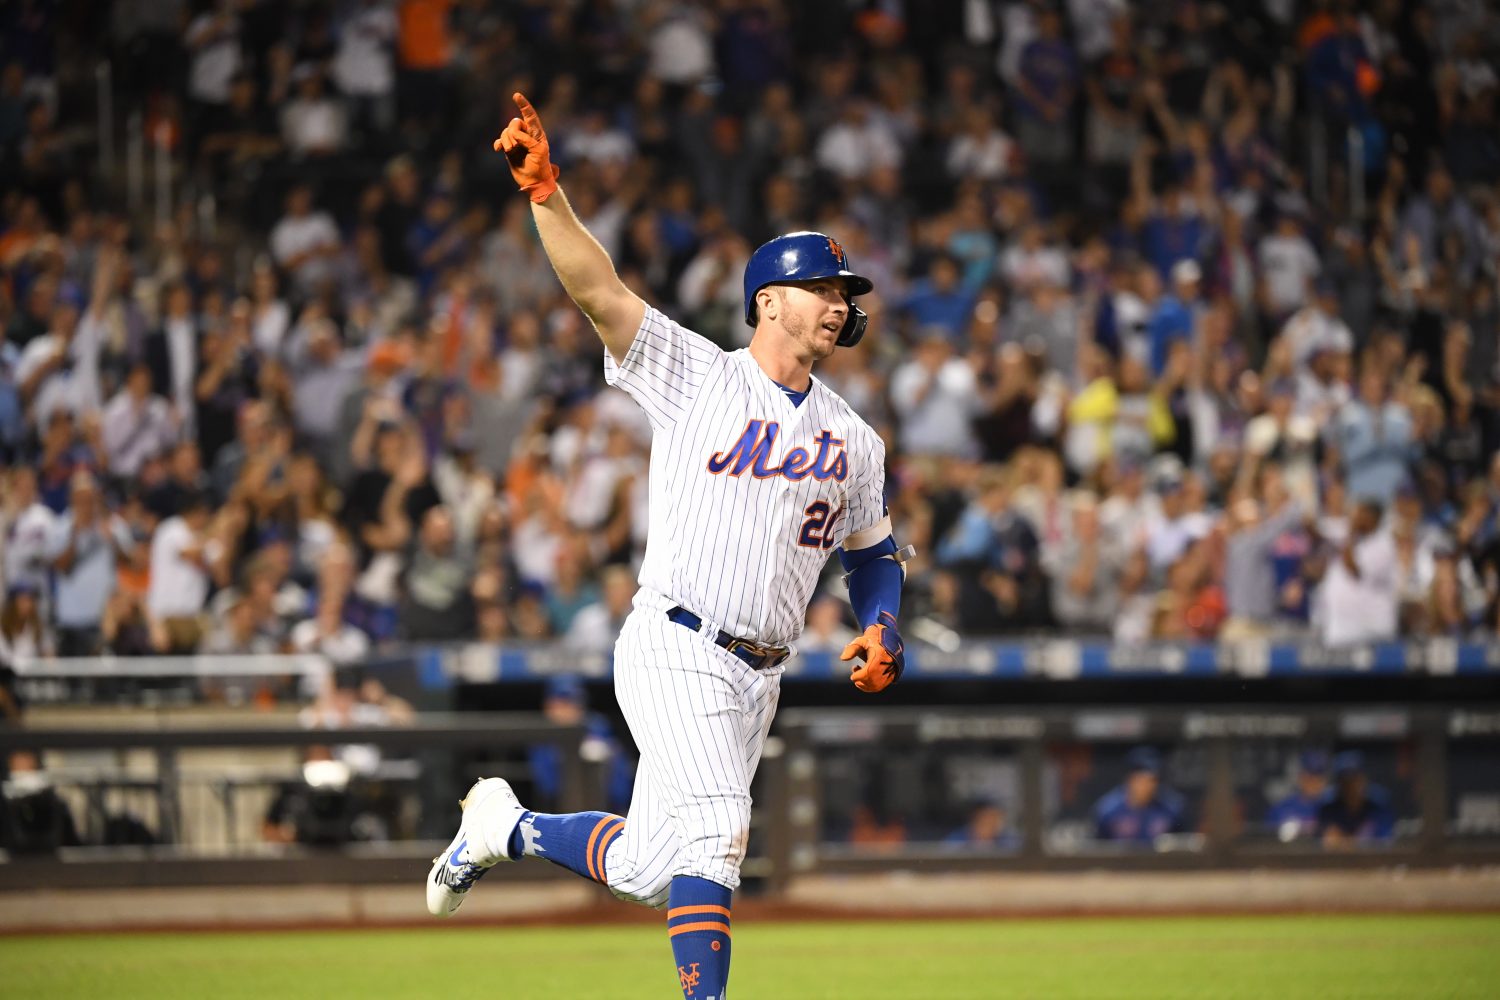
665,606 -> 789,671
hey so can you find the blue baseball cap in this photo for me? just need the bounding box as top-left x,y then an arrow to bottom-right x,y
6,579 -> 40,598
1333,750 -> 1365,776
1125,747 -> 1162,775
1299,750 -> 1331,776
546,675 -> 586,704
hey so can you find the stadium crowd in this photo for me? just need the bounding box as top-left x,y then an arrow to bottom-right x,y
2,0 -> 1499,671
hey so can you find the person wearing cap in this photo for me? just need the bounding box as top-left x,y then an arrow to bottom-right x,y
1317,751 -> 1395,848
1266,750 -> 1333,842
1092,747 -> 1186,845
527,676 -> 633,815
1147,257 -> 1201,378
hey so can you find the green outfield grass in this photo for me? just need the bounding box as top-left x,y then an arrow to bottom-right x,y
2,914 -> 1497,999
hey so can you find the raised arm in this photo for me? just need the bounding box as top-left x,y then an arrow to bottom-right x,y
494,93 -> 644,364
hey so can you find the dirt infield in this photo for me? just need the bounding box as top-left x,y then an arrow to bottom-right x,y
3,868 -> 1499,934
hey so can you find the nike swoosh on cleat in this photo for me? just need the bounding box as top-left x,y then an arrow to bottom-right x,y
448,838 -> 468,867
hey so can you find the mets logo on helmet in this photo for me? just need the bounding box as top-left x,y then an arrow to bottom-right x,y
826,236 -> 845,262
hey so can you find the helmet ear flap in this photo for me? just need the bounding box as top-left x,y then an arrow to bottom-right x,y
836,306 -> 868,348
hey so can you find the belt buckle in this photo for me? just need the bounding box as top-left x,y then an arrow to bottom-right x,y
724,637 -> 756,658
726,637 -> 786,670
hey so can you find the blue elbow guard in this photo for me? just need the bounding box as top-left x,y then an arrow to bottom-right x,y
839,535 -> 899,574
840,537 -> 904,629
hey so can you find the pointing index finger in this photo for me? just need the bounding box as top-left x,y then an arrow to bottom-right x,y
512,92 -> 544,140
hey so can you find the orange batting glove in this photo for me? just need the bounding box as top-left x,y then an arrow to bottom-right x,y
840,610 -> 905,694
493,91 -> 560,204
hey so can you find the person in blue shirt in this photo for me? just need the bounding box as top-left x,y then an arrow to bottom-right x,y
1318,751 -> 1396,847
1093,747 -> 1185,846
899,254 -> 975,340
943,800 -> 1019,851
527,675 -> 634,814
1147,259 -> 1201,377
1266,750 -> 1332,842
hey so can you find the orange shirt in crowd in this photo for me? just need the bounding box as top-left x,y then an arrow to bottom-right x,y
398,0 -> 455,70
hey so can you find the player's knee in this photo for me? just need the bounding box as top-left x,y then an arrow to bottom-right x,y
683,812 -> 751,871
610,867 -> 673,908
606,850 -> 675,908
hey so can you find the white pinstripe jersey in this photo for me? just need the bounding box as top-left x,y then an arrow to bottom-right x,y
604,306 -> 886,647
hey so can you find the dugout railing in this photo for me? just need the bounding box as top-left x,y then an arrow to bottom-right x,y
3,707 -> 1499,893
0,715 -> 602,890
759,706 -> 1500,891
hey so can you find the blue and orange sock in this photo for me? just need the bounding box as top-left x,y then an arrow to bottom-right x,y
667,875 -> 732,999
507,811 -> 623,883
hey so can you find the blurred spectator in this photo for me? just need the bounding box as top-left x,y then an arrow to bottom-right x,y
1266,750 -> 1332,843
286,315 -> 365,467
2,467 -> 57,595
566,564 -> 638,653
144,488 -> 214,653
890,332 -> 979,459
101,361 -> 178,482
527,675 -> 633,814
270,184 -> 341,295
944,800 -> 1019,851
0,581 -> 51,661
333,0 -> 399,138
1257,214 -> 1320,320
298,672 -> 414,778
1329,368 -> 1415,506
1148,259 -> 1202,379
1318,751 -> 1396,848
899,256 -> 974,341
399,505 -> 473,641
143,281 -> 199,437
797,592 -> 858,655
47,471 -> 133,656
1222,476 -> 1307,641
1010,6 -> 1078,177
281,62 -> 349,160
0,750 -> 80,854
1093,747 -> 1185,846
1317,499 -> 1399,648
290,543 -> 372,666
1043,490 -> 1126,633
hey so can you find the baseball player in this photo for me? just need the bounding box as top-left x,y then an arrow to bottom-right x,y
427,93 -> 910,1000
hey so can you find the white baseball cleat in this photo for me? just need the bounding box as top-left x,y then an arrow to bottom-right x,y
426,777 -> 526,918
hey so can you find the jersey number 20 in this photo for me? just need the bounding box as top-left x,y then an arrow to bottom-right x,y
798,501 -> 842,549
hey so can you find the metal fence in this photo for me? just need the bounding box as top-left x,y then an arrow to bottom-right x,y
0,715 -> 599,890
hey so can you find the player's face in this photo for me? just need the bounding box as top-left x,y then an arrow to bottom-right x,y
774,279 -> 849,362
1126,770 -> 1158,808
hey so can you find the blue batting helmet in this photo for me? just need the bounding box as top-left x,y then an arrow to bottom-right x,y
743,231 -> 875,348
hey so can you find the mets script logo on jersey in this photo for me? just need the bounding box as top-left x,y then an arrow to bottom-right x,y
706,421 -> 849,482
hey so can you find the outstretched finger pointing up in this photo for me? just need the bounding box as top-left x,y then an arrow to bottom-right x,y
513,92 -> 544,140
